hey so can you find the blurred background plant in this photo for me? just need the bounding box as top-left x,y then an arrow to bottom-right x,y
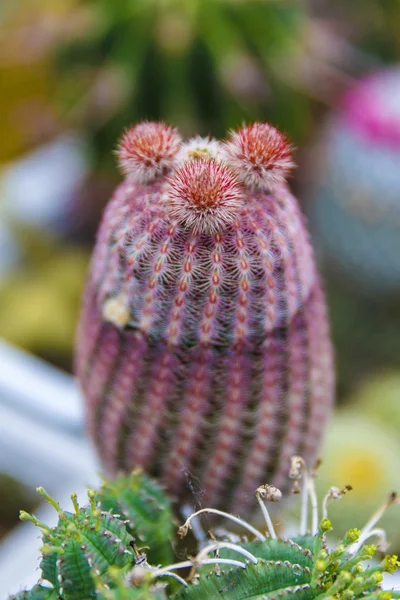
1,0 -> 400,576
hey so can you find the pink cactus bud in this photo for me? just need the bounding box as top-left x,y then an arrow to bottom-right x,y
116,121 -> 182,182
164,158 -> 243,234
223,122 -> 294,190
75,121 -> 334,514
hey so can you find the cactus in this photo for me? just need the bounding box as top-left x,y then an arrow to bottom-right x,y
95,469 -> 174,566
11,459 -> 400,600
75,121 -> 334,514
11,587 -> 57,600
12,471 -> 172,600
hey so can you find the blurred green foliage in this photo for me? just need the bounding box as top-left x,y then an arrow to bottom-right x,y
329,0 -> 400,61
55,0 -> 311,171
0,229 -> 89,367
327,283 -> 400,398
0,474 -> 39,540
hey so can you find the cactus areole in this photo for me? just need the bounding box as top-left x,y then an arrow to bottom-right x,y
75,121 -> 334,513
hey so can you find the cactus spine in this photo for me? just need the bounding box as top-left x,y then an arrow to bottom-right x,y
75,121 -> 334,514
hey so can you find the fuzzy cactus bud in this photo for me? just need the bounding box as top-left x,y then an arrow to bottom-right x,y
222,122 -> 294,190
75,121 -> 334,514
116,122 -> 182,183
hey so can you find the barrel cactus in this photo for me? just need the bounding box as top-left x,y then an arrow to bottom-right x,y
311,65 -> 400,295
75,120 -> 334,514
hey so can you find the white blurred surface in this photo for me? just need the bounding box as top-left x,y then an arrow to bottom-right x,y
0,339 -> 99,598
0,134 -> 88,231
0,339 -> 84,434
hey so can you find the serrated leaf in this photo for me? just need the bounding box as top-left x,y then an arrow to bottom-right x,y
56,537 -> 96,600
172,559 -> 312,600
9,586 -> 57,600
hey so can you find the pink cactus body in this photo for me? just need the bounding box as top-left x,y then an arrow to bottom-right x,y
75,122 -> 334,513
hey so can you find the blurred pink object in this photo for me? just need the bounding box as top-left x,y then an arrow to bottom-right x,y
312,66 -> 400,293
340,67 -> 400,148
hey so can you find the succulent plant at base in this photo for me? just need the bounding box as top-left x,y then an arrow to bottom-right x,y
95,469 -> 174,566
167,458 -> 400,599
11,471 -> 173,600
97,587 -> 167,600
12,579 -> 167,600
19,491 -> 134,599
10,459 -> 400,600
11,587 -> 57,600
75,121 -> 334,516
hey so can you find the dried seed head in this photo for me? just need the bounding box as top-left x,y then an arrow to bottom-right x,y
326,487 -> 342,504
128,565 -> 148,586
256,484 -> 282,502
116,122 -> 182,182
164,157 -> 243,233
289,456 -> 306,480
223,122 -> 294,190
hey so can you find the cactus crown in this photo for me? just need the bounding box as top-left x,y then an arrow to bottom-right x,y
96,121 -> 309,345
11,458 -> 400,600
115,121 -> 293,234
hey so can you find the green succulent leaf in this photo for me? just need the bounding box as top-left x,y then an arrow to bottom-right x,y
96,470 -> 174,565
172,560 -> 313,600
9,586 -> 57,600
10,469 -> 400,600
